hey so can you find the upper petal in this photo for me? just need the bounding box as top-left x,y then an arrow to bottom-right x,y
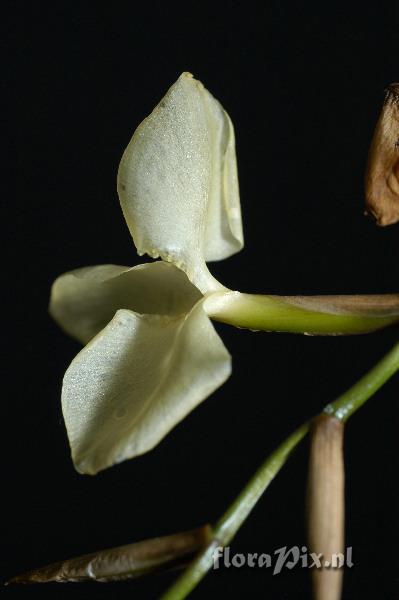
49,261 -> 202,344
62,303 -> 231,474
117,72 -> 244,293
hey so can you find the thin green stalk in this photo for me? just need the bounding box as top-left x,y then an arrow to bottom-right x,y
161,340 -> 399,600
160,423 -> 309,600
324,340 -> 399,421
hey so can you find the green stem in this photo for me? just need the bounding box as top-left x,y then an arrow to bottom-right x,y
207,292 -> 399,335
161,341 -> 399,600
324,340 -> 399,421
161,425 -> 309,600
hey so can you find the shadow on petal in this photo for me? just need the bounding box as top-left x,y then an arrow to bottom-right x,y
50,261 -> 202,344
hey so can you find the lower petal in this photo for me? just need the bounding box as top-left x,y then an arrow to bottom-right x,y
62,303 -> 231,474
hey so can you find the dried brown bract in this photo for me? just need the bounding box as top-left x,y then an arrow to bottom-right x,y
7,525 -> 211,584
307,414 -> 345,600
365,83 -> 399,226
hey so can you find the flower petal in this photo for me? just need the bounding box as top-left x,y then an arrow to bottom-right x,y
49,261 -> 202,344
117,72 -> 243,293
62,304 -> 231,474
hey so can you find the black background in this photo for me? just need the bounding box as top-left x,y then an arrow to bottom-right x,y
9,3 -> 398,599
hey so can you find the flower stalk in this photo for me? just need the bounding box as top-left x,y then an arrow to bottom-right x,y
161,340 -> 399,600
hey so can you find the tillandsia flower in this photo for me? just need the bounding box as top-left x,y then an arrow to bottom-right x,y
50,73 -> 243,475
50,73 -> 399,475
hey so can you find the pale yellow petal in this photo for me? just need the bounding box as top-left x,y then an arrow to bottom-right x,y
62,304 -> 231,474
117,72 -> 243,293
202,92 -> 243,261
49,261 -> 202,344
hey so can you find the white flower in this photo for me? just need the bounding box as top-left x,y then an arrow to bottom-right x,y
50,73 -> 243,475
51,73 -> 399,475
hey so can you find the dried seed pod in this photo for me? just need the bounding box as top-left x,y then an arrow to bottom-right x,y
307,414 -> 345,600
7,525 -> 211,584
365,83 -> 399,226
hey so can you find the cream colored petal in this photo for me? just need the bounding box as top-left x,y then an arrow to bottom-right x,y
202,91 -> 243,261
62,304 -> 231,474
49,261 -> 202,345
117,72 -> 243,293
